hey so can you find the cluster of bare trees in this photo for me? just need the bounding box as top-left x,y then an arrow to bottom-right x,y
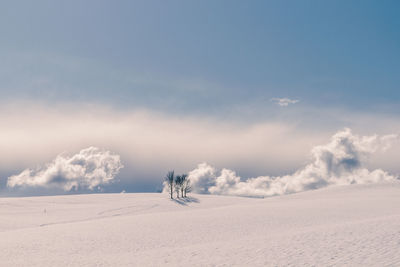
165,171 -> 191,199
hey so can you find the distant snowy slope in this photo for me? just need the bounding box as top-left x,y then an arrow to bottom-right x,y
1,182 -> 400,266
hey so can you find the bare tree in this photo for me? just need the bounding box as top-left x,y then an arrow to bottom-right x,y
182,174 -> 192,197
165,171 -> 175,199
174,175 -> 182,198
180,174 -> 187,198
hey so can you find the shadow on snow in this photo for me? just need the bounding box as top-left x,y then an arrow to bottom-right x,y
171,196 -> 199,206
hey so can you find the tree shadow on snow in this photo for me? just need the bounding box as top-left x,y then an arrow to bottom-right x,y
171,196 -> 199,206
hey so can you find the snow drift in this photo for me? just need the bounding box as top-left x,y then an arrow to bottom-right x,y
7,147 -> 123,191
188,129 -> 399,197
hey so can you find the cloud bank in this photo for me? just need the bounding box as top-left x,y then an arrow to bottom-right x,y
271,97 -> 299,106
0,102 -> 399,194
188,129 -> 399,197
7,147 -> 123,191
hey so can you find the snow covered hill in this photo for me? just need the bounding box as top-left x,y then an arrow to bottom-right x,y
1,182 -> 400,266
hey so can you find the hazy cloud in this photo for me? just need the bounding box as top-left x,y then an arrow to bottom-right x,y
7,147 -> 123,191
188,129 -> 399,197
0,102 -> 399,195
271,98 -> 300,106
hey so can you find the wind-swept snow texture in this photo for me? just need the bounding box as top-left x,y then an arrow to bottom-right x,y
1,182 -> 400,266
188,129 -> 398,197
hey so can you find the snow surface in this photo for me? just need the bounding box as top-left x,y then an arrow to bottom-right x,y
1,182 -> 400,266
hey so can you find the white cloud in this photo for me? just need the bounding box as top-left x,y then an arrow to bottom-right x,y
7,147 -> 123,191
0,102 -> 399,194
0,102 -> 324,180
271,98 -> 300,106
186,163 -> 218,194
188,129 -> 399,197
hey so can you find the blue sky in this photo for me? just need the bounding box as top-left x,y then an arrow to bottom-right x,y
0,0 -> 399,195
1,0 -> 399,113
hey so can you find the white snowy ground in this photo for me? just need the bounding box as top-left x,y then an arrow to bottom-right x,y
1,182 -> 400,266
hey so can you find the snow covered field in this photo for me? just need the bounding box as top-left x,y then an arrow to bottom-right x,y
1,182 -> 400,266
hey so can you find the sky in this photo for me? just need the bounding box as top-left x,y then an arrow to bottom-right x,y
0,0 -> 399,196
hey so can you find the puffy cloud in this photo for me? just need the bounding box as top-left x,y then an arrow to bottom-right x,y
187,163 -> 217,194
7,147 -> 123,191
188,129 -> 399,197
271,98 -> 299,106
1,102 -> 400,195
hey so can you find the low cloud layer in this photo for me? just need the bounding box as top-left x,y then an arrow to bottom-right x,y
0,102 -> 399,195
188,129 -> 399,197
271,97 -> 299,106
7,147 -> 123,191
